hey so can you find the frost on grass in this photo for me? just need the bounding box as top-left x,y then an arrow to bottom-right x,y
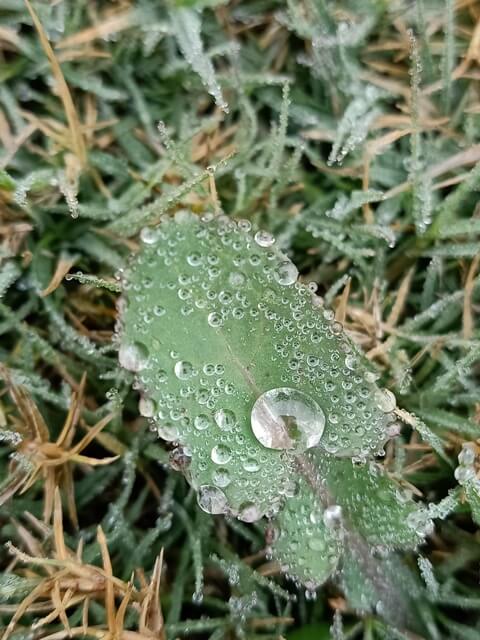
169,7 -> 228,113
117,213 -> 429,593
455,443 -> 480,526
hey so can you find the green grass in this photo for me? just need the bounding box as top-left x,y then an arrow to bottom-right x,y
1,1 -> 480,638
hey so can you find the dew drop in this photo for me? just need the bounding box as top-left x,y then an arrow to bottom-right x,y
187,252 -> 202,267
169,446 -> 191,471
211,444 -> 232,464
254,230 -> 275,248
214,409 -> 236,431
208,312 -> 223,327
174,360 -> 194,380
194,414 -> 211,431
197,485 -> 228,515
140,226 -> 159,245
139,397 -> 156,418
459,443 -> 476,466
119,341 -> 149,372
238,501 -> 262,522
374,388 -> 396,413
273,260 -> 298,286
156,422 -> 179,442
228,271 -> 246,287
243,458 -> 260,472
213,467 -> 231,487
250,388 -> 325,452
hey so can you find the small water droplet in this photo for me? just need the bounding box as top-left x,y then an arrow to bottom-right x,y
458,443 -> 476,466
140,227 -> 159,244
169,446 -> 192,471
243,458 -> 260,472
208,312 -> 223,327
214,409 -> 236,431
197,485 -> 228,514
156,422 -> 179,442
238,501 -> 262,522
139,397 -> 156,418
187,252 -> 202,267
213,467 -> 231,487
194,414 -> 211,431
211,444 -> 232,464
250,388 -> 325,452
174,360 -> 194,380
228,271 -> 246,287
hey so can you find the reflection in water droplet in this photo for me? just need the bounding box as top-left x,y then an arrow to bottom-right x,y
197,485 -> 228,514
251,388 -> 325,452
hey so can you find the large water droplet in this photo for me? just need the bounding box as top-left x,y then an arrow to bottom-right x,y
238,501 -> 262,522
250,388 -> 325,452
273,260 -> 298,286
254,230 -> 275,248
374,388 -> 396,413
119,341 -> 149,372
156,422 -> 179,442
139,396 -> 156,418
197,485 -> 228,514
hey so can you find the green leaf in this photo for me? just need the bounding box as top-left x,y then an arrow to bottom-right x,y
273,451 -> 427,591
118,213 -> 426,588
273,472 -> 342,589
314,455 -> 425,548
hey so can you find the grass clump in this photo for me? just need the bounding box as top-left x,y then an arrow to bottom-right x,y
1,1 -> 480,639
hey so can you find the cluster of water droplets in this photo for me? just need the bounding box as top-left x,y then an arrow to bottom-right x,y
116,212 -> 419,592
454,442 -> 478,486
